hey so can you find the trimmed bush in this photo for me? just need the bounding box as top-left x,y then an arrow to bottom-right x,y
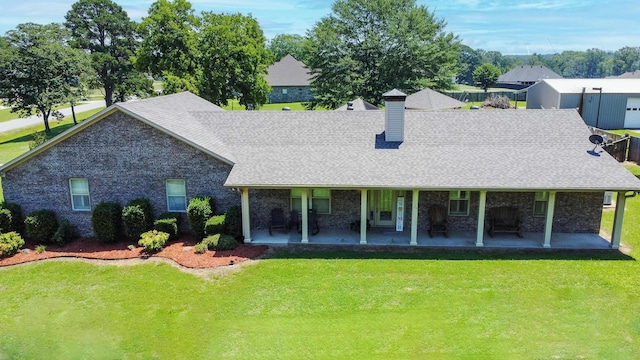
91,202 -> 123,243
138,230 -> 169,253
122,198 -> 154,240
51,218 -> 79,246
205,215 -> 225,236
224,206 -> 243,240
158,212 -> 182,227
194,242 -> 208,254
187,196 -> 215,239
202,233 -> 238,251
0,208 -> 12,234
0,232 -> 24,257
24,210 -> 58,243
0,202 -> 23,233
154,217 -> 178,240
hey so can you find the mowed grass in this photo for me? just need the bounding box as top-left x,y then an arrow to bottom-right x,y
1,166 -> 640,359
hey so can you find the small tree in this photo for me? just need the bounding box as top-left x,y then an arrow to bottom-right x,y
473,63 -> 501,92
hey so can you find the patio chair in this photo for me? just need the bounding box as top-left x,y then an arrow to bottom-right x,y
428,204 -> 448,238
487,206 -> 523,238
289,210 -> 300,232
296,209 -> 320,235
268,208 -> 289,235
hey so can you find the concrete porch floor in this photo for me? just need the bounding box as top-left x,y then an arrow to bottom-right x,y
248,227 -> 613,250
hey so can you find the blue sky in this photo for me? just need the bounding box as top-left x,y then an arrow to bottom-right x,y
0,0 -> 638,55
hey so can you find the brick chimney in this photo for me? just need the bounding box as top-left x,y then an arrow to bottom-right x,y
383,89 -> 407,142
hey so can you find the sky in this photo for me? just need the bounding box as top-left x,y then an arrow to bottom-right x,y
0,0 -> 638,55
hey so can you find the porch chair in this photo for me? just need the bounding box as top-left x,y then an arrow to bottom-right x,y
487,206 -> 523,238
427,204 -> 448,238
268,208 -> 289,235
296,209 -> 320,235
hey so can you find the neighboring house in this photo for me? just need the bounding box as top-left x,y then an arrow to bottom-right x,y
335,98 -> 379,111
526,79 -> 640,129
265,54 -> 314,103
606,71 -> 640,79
404,88 -> 466,110
496,65 -> 563,90
1,91 -> 639,249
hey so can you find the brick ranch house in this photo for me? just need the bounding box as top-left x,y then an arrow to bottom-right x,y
1,91 -> 639,249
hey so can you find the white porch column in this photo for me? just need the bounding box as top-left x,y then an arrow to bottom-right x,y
301,189 -> 309,244
476,191 -> 487,247
543,191 -> 556,248
241,188 -> 252,243
410,190 -> 419,245
611,191 -> 627,249
360,189 -> 368,244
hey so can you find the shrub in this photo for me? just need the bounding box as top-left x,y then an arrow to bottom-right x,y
122,198 -> 154,240
0,232 -> 25,257
187,196 -> 215,239
51,218 -> 79,246
36,244 -> 46,254
483,94 -> 513,109
205,215 -> 225,236
138,230 -> 169,253
202,233 -> 238,251
91,202 -> 123,243
0,208 -> 12,233
24,210 -> 58,243
224,206 -> 243,240
0,202 -> 23,233
194,242 -> 208,254
158,212 -> 182,227
154,217 -> 178,240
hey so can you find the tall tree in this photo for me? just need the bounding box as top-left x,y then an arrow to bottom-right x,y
612,46 -> 640,75
65,0 -> 149,106
267,34 -> 311,64
0,23 -> 89,133
473,63 -> 501,92
456,45 -> 482,85
197,12 -> 272,108
136,0 -> 200,93
305,0 -> 459,109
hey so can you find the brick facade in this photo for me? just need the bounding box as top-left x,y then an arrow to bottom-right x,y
2,113 -> 240,237
268,86 -> 314,104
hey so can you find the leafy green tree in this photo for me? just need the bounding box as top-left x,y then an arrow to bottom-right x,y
197,12 -> 273,108
305,0 -> 459,109
473,63 -> 501,92
135,0 -> 200,92
612,46 -> 640,76
0,23 -> 89,133
65,0 -> 150,106
548,50 -> 587,78
584,48 -> 610,78
481,50 -> 519,72
267,34 -> 311,64
456,45 -> 482,85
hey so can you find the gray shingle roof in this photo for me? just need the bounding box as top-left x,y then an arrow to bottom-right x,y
265,54 -> 312,87
404,88 -> 466,110
498,65 -> 563,83
335,98 -> 380,111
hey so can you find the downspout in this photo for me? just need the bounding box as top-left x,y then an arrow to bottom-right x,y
578,87 -> 586,117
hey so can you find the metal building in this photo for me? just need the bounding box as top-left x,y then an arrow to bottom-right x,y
526,79 -> 640,130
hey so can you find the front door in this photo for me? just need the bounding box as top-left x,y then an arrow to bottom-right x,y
369,190 -> 397,227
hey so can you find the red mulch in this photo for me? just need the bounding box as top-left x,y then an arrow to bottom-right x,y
0,235 -> 268,269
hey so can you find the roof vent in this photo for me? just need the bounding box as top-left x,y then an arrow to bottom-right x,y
382,89 -> 407,142
347,102 -> 354,110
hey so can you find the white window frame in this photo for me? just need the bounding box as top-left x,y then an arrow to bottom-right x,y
166,179 -> 187,212
282,88 -> 288,94
69,178 -> 91,211
448,190 -> 470,216
291,189 -> 331,214
533,191 -> 548,217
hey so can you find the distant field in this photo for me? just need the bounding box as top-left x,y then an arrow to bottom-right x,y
222,100 -> 322,111
453,84 -> 517,93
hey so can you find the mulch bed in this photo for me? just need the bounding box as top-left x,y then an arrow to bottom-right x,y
0,235 -> 268,269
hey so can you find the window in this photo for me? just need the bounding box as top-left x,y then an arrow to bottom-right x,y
70,178 -> 91,211
166,179 -> 187,212
282,88 -> 288,94
291,188 -> 331,214
533,191 -> 548,217
449,190 -> 470,216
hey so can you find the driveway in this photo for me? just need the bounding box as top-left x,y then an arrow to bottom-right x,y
0,101 -> 105,133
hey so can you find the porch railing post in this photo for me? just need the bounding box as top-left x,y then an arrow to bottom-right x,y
543,191 -> 556,248
360,189 -> 367,244
241,188 -> 252,243
301,189 -> 309,243
611,191 -> 627,249
410,190 -> 419,245
476,191 -> 487,247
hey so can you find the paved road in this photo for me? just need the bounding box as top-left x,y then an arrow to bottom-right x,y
0,101 -> 106,133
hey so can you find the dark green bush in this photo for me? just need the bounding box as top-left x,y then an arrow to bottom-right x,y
138,230 -> 169,253
205,215 -> 225,236
158,212 -> 182,227
91,202 -> 123,243
194,242 -> 208,254
122,198 -> 154,240
202,233 -> 237,251
0,232 -> 25,257
187,196 -> 215,239
51,218 -> 79,246
24,210 -> 58,243
224,206 -> 243,240
0,208 -> 12,233
0,202 -> 23,233
154,217 -> 178,240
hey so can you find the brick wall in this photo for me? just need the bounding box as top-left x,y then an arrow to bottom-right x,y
2,112 -> 239,237
268,86 -> 314,104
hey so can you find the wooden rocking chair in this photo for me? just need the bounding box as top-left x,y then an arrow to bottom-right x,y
428,205 -> 448,238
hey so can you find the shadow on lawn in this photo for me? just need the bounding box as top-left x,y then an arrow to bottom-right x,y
267,245 -> 635,261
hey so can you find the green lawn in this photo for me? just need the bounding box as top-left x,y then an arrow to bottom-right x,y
222,100 -> 315,111
0,104 -> 83,124
0,166 -> 639,358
